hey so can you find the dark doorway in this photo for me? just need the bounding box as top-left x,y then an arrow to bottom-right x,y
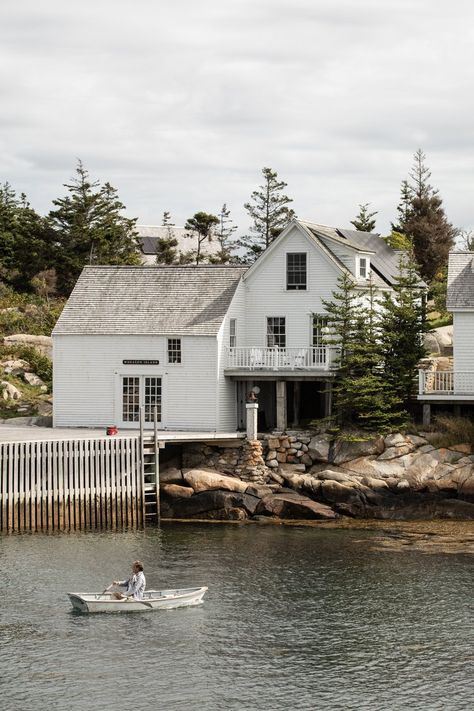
287,381 -> 326,427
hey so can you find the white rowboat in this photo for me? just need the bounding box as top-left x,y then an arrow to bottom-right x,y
67,586 -> 208,613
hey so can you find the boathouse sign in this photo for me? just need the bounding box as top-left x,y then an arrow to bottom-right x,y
122,359 -> 160,365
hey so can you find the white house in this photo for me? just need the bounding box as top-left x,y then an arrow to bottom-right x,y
418,251 -> 474,423
53,218 -> 408,431
137,225 -> 220,264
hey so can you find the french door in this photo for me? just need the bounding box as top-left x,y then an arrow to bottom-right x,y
122,376 -> 162,424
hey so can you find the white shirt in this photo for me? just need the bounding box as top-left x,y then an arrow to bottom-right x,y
119,571 -> 146,600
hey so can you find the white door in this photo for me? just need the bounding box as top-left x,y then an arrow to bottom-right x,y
121,375 -> 162,426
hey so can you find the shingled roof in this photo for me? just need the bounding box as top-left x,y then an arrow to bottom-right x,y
53,265 -> 247,336
447,252 -> 474,309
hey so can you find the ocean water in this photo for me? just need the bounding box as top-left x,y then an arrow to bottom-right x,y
0,523 -> 472,711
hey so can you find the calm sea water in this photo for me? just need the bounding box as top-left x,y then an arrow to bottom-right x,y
0,524 -> 472,711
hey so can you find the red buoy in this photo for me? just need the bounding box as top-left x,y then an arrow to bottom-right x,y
106,426 -> 118,436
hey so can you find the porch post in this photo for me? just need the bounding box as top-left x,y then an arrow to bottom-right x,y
422,403 -> 431,427
276,380 -> 287,431
324,382 -> 333,418
292,381 -> 301,427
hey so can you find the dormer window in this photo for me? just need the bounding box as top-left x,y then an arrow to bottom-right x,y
358,256 -> 369,279
287,253 -> 307,290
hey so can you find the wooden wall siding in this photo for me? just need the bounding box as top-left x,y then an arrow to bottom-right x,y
453,312 -> 474,372
0,437 -> 144,533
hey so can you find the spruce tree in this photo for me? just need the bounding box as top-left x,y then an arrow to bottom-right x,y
156,211 -> 178,264
49,161 -> 141,294
239,167 -> 295,261
209,203 -> 238,264
380,251 -> 426,406
394,150 -> 457,281
184,211 -> 219,265
350,203 -> 377,232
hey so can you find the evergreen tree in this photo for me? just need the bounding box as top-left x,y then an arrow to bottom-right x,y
156,211 -> 178,264
350,203 -> 377,232
240,167 -> 295,261
184,211 -> 219,265
209,203 -> 238,263
394,150 -> 457,281
323,273 -> 407,433
380,251 -> 426,406
382,230 -> 412,251
49,161 -> 141,294
391,180 -> 412,233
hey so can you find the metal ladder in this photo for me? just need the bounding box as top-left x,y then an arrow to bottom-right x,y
139,406 -> 161,525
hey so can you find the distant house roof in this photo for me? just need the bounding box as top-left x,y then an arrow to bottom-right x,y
299,220 -> 426,288
447,252 -> 474,309
53,265 -> 247,336
137,225 -> 220,261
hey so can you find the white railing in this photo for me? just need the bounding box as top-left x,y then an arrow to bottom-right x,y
225,346 -> 339,371
418,370 -> 474,395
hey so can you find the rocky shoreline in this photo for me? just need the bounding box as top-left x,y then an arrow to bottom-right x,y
160,431 -> 474,521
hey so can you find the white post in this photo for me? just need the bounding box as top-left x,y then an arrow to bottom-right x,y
418,369 -> 424,395
246,403 -> 258,441
276,381 -> 287,432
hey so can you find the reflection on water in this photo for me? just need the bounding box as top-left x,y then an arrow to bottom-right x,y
0,523 -> 472,711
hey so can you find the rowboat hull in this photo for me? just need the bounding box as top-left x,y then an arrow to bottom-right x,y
67,587 -> 208,613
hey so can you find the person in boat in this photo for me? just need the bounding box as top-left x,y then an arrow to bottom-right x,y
112,560 -> 146,601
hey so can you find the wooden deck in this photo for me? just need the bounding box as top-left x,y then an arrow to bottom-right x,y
0,425 -> 244,443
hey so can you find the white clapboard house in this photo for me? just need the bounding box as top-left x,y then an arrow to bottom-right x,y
53,218 -> 407,431
418,252 -> 474,423
137,225 -> 220,264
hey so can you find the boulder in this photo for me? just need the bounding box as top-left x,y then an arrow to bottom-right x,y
405,434 -> 428,447
267,437 -> 280,449
1,381 -> 22,401
307,434 -> 332,462
448,443 -> 472,454
433,499 -> 474,519
168,490 -> 260,518
279,462 -> 306,473
384,433 -> 406,447
3,334 -> 52,359
183,468 -> 248,494
159,467 -> 184,484
317,469 -> 353,483
245,484 -> 274,498
361,476 -> 390,490
320,480 -> 362,504
256,492 -> 336,520
378,445 -> 414,460
332,436 -> 384,465
23,372 -> 46,388
1,359 -> 31,375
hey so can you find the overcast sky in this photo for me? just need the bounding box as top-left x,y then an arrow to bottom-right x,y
1,0 -> 474,236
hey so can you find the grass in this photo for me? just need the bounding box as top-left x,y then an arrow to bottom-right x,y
427,415 -> 474,448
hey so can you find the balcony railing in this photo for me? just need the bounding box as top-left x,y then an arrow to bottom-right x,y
224,346 -> 339,371
418,370 -> 474,395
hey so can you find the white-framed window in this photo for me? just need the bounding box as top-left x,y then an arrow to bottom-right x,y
357,256 -> 369,279
312,314 -> 328,365
267,317 -> 286,348
122,376 -> 162,423
286,252 -> 307,290
167,338 -> 181,364
229,318 -> 236,348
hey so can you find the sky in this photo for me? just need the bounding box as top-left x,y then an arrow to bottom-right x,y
1,0 -> 474,237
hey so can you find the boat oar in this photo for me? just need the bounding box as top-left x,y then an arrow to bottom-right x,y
101,584 -> 114,596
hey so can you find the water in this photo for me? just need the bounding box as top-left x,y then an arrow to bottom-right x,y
0,524 -> 472,711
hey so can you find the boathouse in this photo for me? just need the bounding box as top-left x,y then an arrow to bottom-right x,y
53,218 -> 408,431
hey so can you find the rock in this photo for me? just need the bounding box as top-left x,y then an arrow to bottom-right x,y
332,436 -> 384,465
342,456 -> 406,479
279,463 -> 306,473
167,490 -> 260,518
280,438 -> 290,448
266,459 -> 279,468
434,499 -> 474,519
308,434 -> 332,462
448,443 -> 472,454
159,467 -> 184,484
276,452 -> 287,463
266,449 -> 277,460
3,334 -> 52,358
317,469 -> 353,483
23,372 -> 46,387
161,484 -> 194,498
267,438 -> 280,449
361,476 -> 389,490
405,434 -> 428,447
256,492 -> 336,520
1,381 -> 22,401
384,433 -> 406,447
378,445 -> 414,460
183,468 -> 248,494
245,484 -> 274,498
300,454 -> 313,467
320,480 -> 362,504
1,359 -> 31,375
397,480 -> 410,491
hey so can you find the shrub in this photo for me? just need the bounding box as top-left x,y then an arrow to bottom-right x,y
429,415 -> 474,448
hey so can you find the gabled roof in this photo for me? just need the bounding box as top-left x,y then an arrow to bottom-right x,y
137,225 -> 220,258
53,265 -> 247,336
447,252 -> 474,309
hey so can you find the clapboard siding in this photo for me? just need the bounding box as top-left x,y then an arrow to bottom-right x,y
216,280 -> 246,429
453,311 -> 474,372
54,335 -> 219,429
243,225 -> 341,347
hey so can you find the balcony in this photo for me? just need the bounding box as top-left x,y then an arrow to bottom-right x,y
224,346 -> 339,372
418,370 -> 474,397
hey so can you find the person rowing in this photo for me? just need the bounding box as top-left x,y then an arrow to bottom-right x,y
110,560 -> 146,601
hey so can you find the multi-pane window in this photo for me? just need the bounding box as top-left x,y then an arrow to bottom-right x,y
122,377 -> 140,422
358,257 -> 368,279
144,377 -> 162,422
167,338 -> 181,364
229,319 -> 236,348
312,314 -> 328,347
267,317 -> 286,348
286,253 -> 307,290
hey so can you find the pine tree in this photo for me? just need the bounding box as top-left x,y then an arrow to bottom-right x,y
239,167 -> 295,261
350,203 -> 377,232
49,161 -> 141,294
184,211 -> 219,265
393,150 -> 457,281
209,203 -> 237,263
380,251 -> 426,406
156,211 -> 178,264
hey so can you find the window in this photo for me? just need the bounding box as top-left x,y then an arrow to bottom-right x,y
358,257 -> 369,279
122,376 -> 162,423
144,377 -> 162,422
286,253 -> 307,290
167,338 -> 181,364
122,376 -> 140,422
312,314 -> 328,365
229,319 -> 236,348
267,317 -> 286,348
